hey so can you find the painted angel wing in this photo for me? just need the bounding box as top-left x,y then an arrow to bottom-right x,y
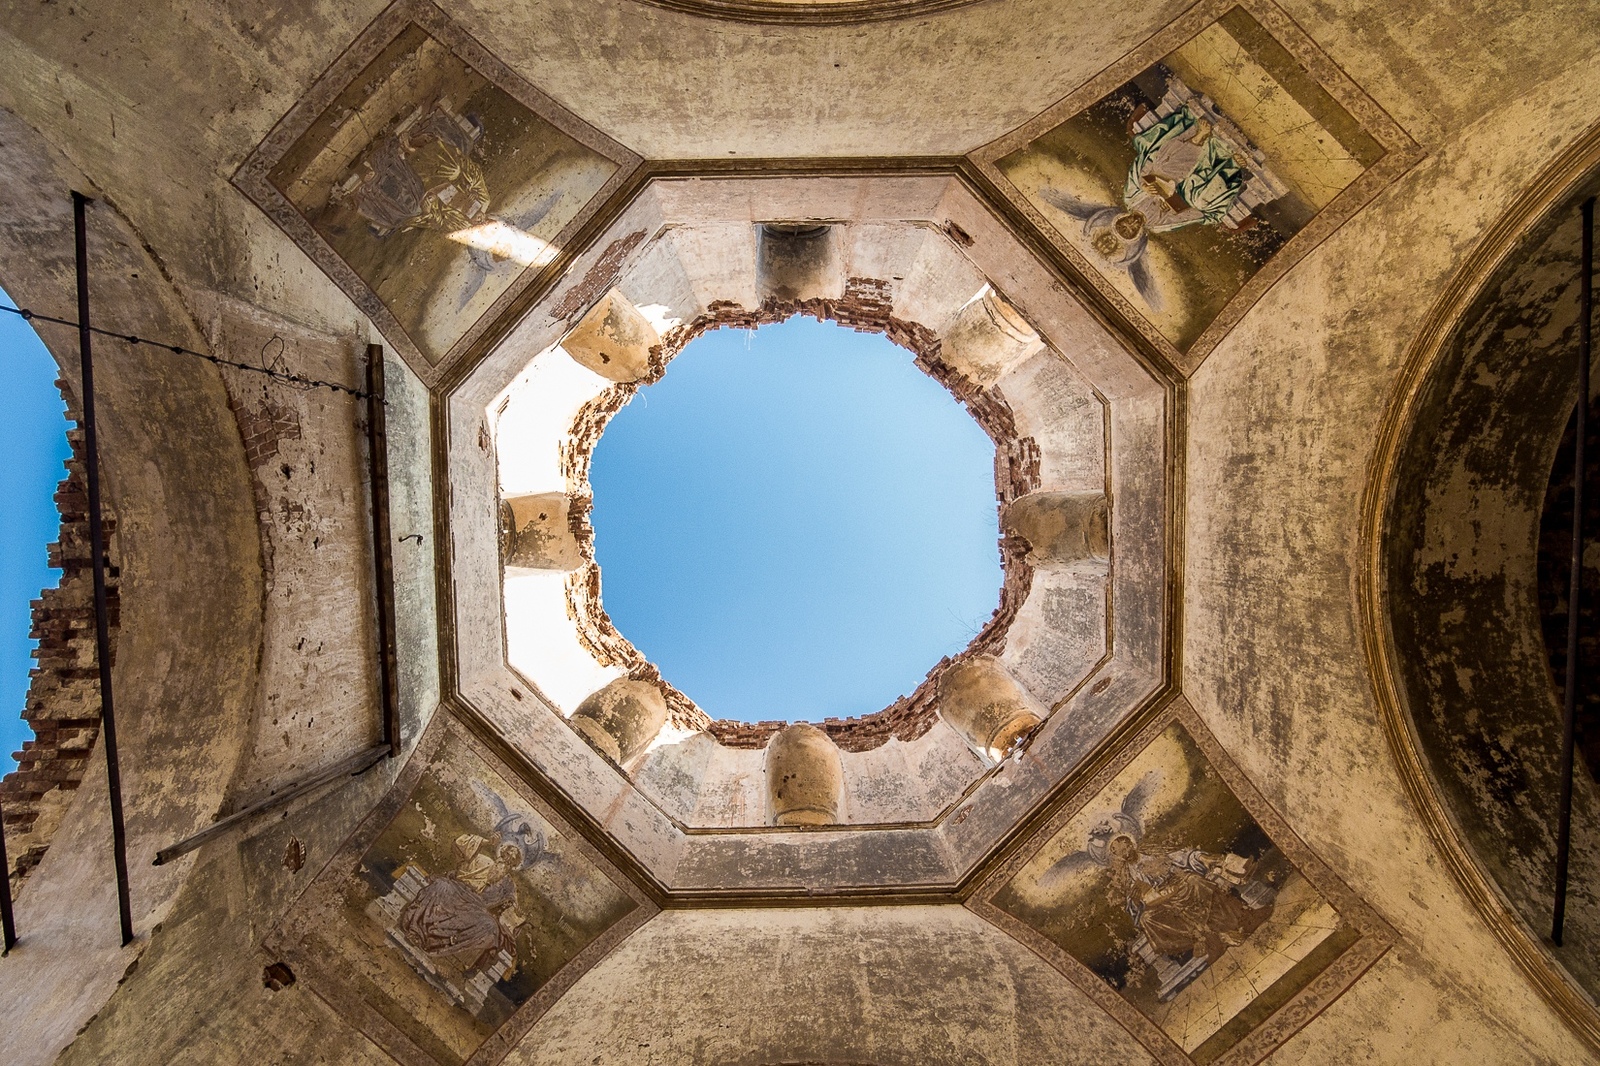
1038,187 -> 1107,221
1039,849 -> 1098,889
504,189 -> 563,232
1119,769 -> 1163,823
1127,256 -> 1164,312
469,778 -> 515,827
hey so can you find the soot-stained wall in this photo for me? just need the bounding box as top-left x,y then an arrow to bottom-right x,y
1385,197 -> 1600,994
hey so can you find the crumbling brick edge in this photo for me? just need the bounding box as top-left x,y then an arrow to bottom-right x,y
559,279 -> 1038,753
2,381 -> 120,895
225,386 -> 305,585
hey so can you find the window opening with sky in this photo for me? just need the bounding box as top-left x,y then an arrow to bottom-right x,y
588,314 -> 1002,724
0,285 -> 72,774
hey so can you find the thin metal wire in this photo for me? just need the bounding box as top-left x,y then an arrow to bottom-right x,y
0,302 -> 373,400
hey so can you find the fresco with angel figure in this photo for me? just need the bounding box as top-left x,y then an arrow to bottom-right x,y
990,722 -> 1361,1061
242,12 -> 631,370
305,727 -> 641,1066
995,6 -> 1390,354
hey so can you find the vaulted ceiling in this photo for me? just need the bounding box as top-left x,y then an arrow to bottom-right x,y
0,2 -> 1598,1064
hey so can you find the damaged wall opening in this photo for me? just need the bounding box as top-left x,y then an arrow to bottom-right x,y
0,284 -> 72,776
588,314 -> 1001,724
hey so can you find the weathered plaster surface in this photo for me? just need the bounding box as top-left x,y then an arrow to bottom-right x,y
0,0 -> 1596,1062
0,22 -> 439,1066
506,906 -> 1160,1066
48,784 -> 405,1066
43,339 -> 440,1065
1386,200 -> 1600,992
1283,938 -> 1578,1066
450,0 -> 1195,160
203,295 -> 385,795
0,110 -> 263,1066
1184,44 -> 1600,1066
1288,0 -> 1600,151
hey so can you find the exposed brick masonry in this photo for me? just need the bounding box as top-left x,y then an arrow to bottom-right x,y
2,382 -> 120,892
231,392 -> 304,472
226,390 -> 304,583
549,231 -> 648,323
561,279 -> 1039,752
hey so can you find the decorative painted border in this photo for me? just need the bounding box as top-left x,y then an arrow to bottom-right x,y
966,696 -> 1395,1066
263,709 -> 659,1066
967,0 -> 1421,377
1355,118 -> 1600,1057
620,0 -> 988,24
231,0 -> 643,388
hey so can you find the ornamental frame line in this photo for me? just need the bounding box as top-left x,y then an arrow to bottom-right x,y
1355,117 -> 1600,1060
967,0 -> 1422,377
966,695 -> 1396,1066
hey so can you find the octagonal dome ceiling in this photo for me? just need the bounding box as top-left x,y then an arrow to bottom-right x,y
220,0 -> 1432,910
223,0 -> 1196,900
439,171 -> 1173,895
489,211 -> 1112,831
1,0 -> 1528,1061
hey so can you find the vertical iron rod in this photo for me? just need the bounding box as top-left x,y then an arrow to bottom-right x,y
366,344 -> 400,758
1555,195 -> 1595,946
73,192 -> 135,947
0,794 -> 16,954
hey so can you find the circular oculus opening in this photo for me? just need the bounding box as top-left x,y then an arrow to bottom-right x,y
589,315 -> 1002,723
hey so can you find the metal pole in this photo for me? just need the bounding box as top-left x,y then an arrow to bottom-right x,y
72,191 -> 135,947
152,743 -> 389,866
366,344 -> 400,758
0,796 -> 17,954
1555,194 -> 1595,947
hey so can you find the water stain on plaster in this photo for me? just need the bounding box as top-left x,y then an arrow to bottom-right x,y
1002,10 -> 1380,351
1385,197 -> 1600,995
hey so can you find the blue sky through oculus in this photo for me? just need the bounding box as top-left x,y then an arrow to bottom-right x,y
0,287 -> 71,774
589,315 -> 1001,724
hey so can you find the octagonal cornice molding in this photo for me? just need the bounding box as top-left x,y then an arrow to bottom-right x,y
228,0 -> 1191,904
619,0 -> 991,24
429,168 -> 1179,901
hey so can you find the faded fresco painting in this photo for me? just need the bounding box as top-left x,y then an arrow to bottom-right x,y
265,23 -> 619,364
991,723 -> 1359,1062
997,8 -> 1386,353
293,728 -> 640,1066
